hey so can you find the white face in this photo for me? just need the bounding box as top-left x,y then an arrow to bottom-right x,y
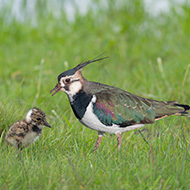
37,125 -> 45,130
59,73 -> 83,100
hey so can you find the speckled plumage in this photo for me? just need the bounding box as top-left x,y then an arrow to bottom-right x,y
5,108 -> 51,149
51,56 -> 190,150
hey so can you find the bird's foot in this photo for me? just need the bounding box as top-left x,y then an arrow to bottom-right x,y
116,133 -> 122,150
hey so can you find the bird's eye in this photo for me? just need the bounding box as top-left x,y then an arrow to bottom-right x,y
37,118 -> 41,120
65,78 -> 71,83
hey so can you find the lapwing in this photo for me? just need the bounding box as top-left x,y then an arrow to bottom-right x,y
51,56 -> 189,150
5,108 -> 51,150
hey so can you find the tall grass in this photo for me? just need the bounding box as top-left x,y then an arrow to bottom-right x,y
0,0 -> 190,189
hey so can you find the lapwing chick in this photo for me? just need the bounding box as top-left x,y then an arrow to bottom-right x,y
51,56 -> 190,151
5,108 -> 51,150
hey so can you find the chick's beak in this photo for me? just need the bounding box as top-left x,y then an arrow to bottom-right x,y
44,121 -> 51,128
50,83 -> 62,96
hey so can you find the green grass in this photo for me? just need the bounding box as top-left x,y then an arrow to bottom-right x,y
0,1 -> 190,189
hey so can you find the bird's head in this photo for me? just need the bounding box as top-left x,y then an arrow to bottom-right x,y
25,108 -> 51,129
50,55 -> 108,98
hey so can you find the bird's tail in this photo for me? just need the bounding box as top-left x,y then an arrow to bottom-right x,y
173,103 -> 190,116
154,101 -> 190,120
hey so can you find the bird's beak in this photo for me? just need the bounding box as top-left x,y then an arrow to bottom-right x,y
44,121 -> 51,128
50,83 -> 62,96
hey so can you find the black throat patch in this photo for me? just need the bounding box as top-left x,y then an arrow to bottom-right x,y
32,125 -> 42,134
70,90 -> 92,120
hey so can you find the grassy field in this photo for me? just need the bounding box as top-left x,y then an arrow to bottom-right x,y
0,1 -> 190,189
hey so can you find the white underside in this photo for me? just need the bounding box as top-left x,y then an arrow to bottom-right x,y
22,125 -> 44,147
8,132 -> 40,148
80,95 -> 144,135
21,132 -> 40,147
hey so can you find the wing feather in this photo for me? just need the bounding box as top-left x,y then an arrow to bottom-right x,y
92,89 -> 155,127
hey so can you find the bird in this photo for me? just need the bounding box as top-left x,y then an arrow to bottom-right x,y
50,55 -> 190,151
5,108 -> 51,150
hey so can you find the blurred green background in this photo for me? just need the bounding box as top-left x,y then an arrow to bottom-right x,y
0,0 -> 190,189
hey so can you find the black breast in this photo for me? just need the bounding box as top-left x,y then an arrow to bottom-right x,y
32,125 -> 42,134
70,90 -> 92,120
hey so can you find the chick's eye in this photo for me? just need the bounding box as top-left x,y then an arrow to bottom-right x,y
65,78 -> 71,83
37,118 -> 41,121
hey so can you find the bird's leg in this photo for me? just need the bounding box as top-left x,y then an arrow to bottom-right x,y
116,133 -> 122,150
94,136 -> 102,151
17,143 -> 23,160
94,132 -> 104,151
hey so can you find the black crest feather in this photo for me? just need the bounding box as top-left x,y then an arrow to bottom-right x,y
74,52 -> 109,71
58,53 -> 108,80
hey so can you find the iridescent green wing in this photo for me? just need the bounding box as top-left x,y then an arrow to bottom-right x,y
92,89 -> 155,127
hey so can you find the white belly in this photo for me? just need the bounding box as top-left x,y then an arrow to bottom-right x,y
22,132 -> 40,147
80,95 -> 144,134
